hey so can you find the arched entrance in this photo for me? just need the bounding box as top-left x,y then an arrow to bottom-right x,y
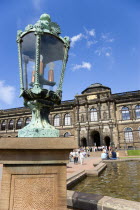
81,137 -> 87,147
90,131 -> 100,147
104,136 -> 110,149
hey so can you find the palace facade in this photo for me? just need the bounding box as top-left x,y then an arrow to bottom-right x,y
0,83 -> 140,149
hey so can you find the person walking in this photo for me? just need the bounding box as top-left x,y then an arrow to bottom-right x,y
79,151 -> 85,165
73,150 -> 77,164
75,150 -> 79,164
69,151 -> 73,162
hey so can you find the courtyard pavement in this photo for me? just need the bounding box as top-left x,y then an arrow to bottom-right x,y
66,151 -> 140,178
67,156 -> 102,177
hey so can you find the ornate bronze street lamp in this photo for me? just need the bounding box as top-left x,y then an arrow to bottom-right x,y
17,14 -> 70,137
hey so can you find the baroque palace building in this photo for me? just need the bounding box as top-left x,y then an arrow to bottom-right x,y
0,83 -> 140,149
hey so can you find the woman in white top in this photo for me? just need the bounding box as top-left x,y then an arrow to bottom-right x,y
79,151 -> 84,165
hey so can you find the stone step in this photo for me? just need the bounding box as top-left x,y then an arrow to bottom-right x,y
67,169 -> 86,189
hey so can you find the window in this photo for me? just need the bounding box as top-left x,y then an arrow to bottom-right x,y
64,113 -> 71,125
25,117 -> 31,126
54,114 -> 60,126
81,114 -> 84,122
64,132 -> 71,137
90,108 -> 98,121
121,107 -> 130,120
124,127 -> 133,142
1,120 -> 6,130
8,120 -> 14,130
103,112 -> 107,120
16,118 -> 23,129
135,105 -> 140,119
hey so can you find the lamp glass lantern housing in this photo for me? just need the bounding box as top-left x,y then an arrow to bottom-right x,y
21,32 -> 65,91
17,14 -> 70,137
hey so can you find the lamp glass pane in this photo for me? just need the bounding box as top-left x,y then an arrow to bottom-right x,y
21,32 -> 36,89
40,34 -> 65,91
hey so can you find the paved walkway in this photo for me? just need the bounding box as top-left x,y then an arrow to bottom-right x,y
67,156 -> 102,176
66,152 -> 140,178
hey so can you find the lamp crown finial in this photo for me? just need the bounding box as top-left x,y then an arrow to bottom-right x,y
40,14 -> 51,22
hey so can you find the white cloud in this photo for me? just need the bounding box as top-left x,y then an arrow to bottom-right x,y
95,47 -> 112,57
95,48 -> 102,56
105,52 -> 111,57
87,40 -> 98,47
0,81 -> 16,105
72,62 -> 92,71
71,28 -> 97,48
84,27 -> 96,37
88,29 -> 96,37
83,27 -> 97,48
101,33 -> 108,40
101,33 -> 114,43
71,33 -> 84,47
108,38 -> 114,43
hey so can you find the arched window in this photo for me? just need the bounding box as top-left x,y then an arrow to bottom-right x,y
8,120 -> 14,130
64,113 -> 71,126
90,108 -> 98,121
81,114 -> 84,122
124,127 -> 133,142
25,117 -> 31,126
1,120 -> 6,130
64,132 -> 71,137
16,118 -> 23,129
135,105 -> 140,119
121,107 -> 130,120
54,114 -> 60,126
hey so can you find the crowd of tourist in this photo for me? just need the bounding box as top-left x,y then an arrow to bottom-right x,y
69,147 -> 91,165
101,148 -> 119,160
69,146 -> 119,164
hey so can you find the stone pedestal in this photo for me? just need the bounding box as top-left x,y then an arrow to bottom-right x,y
0,137 -> 77,210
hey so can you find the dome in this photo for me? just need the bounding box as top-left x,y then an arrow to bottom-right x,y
82,83 -> 110,94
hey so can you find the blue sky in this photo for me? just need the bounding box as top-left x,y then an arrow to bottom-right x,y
0,0 -> 140,109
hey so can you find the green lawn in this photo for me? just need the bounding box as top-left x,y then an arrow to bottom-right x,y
120,156 -> 140,159
127,150 -> 140,156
